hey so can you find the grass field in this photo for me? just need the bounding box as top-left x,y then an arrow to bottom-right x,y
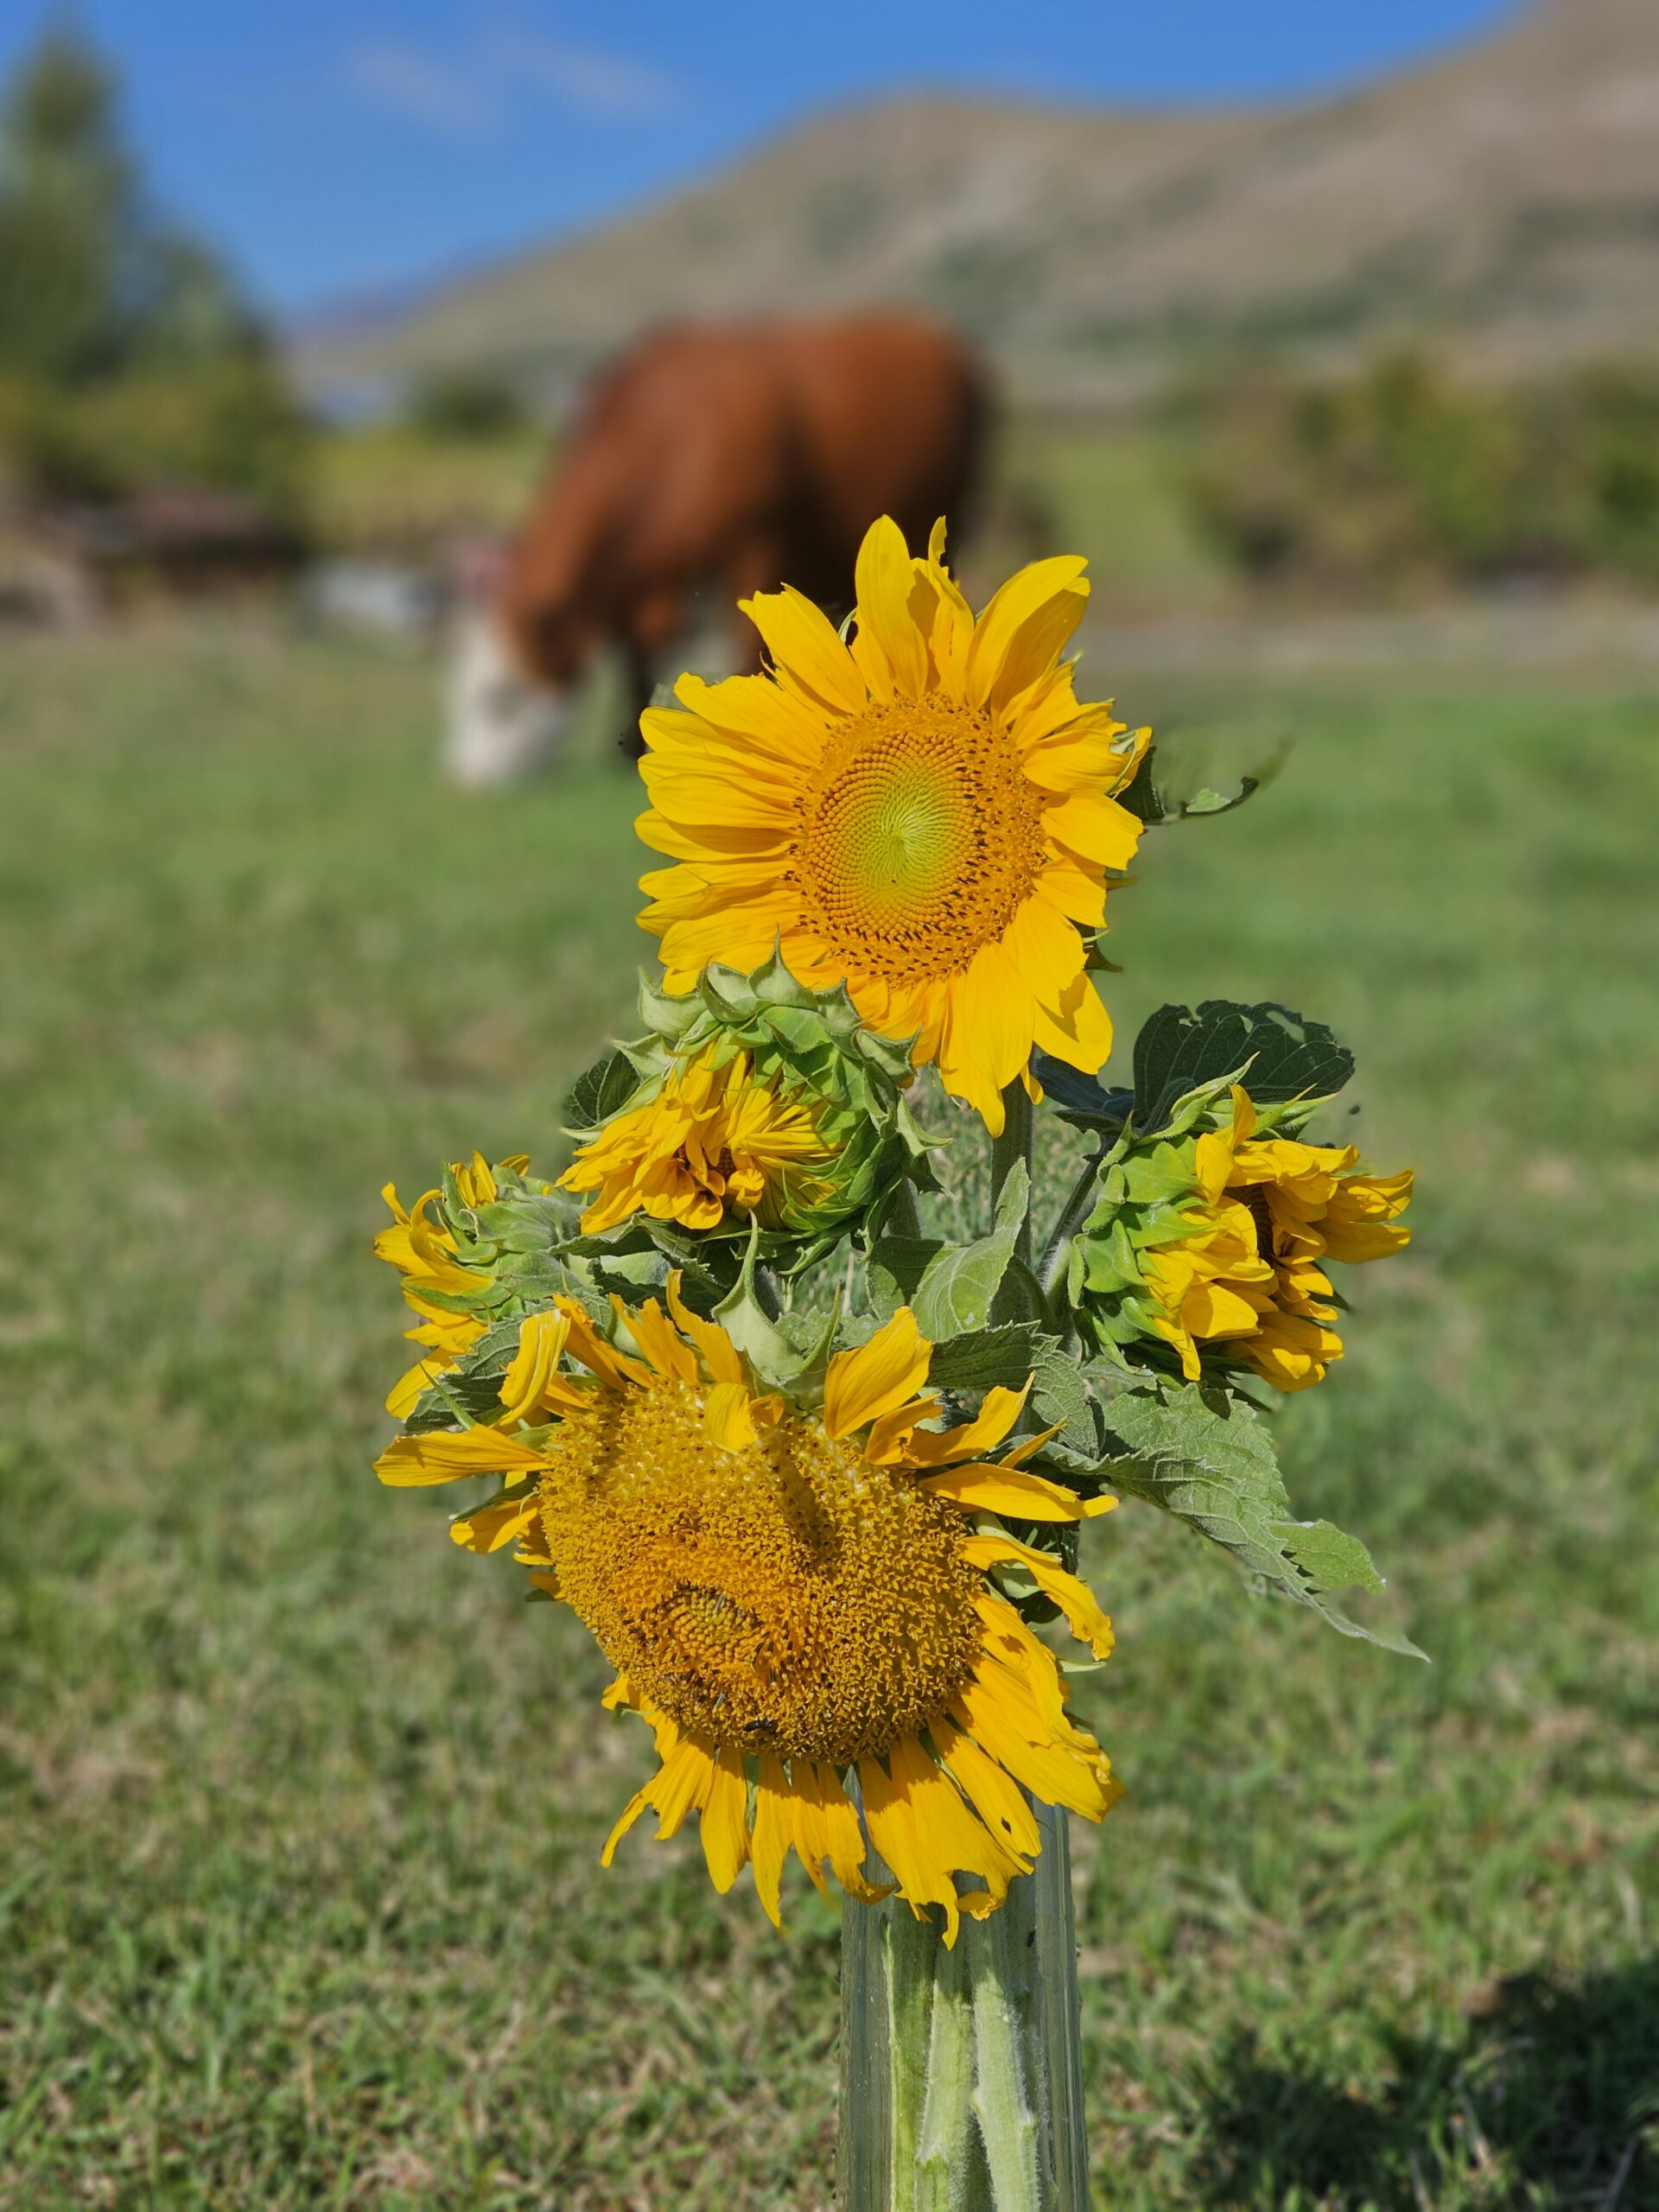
1,624 -> 1656,2210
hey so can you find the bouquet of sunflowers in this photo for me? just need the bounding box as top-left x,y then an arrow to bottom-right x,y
372,519 -> 1414,2211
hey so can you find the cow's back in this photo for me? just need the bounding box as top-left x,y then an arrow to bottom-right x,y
760,316 -> 988,594
497,315 -> 988,690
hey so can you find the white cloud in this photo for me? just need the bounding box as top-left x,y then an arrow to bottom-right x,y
483,24 -> 679,117
344,41 -> 497,139
343,16 -> 680,139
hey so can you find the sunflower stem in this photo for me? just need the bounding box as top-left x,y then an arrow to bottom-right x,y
989,1083 -> 1036,1263
838,1799 -> 1090,2210
1037,1146 -> 1109,1304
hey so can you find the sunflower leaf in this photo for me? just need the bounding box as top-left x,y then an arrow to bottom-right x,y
925,1323 -> 1048,1393
1029,1054 -> 1135,1131
1133,1001 -> 1355,1135
564,1046 -> 645,1133
1119,738 -> 1288,826
403,1368 -> 509,1433
866,1234 -> 945,1319
1094,1381 -> 1424,1657
912,1160 -> 1027,1338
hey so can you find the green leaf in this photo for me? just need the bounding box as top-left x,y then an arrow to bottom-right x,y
926,1324 -> 1047,1394
1027,1054 -> 1134,1131
1120,738 -> 1288,826
403,1368 -> 509,1433
866,1233 -> 944,1319
1274,1519 -> 1386,1598
1028,1344 -> 1096,1447
912,1159 -> 1027,1339
1094,1382 -> 1423,1656
564,1047 -> 644,1133
1133,1001 -> 1355,1135
712,1222 -> 804,1390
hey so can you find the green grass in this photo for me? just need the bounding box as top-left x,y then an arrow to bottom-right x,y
1,627 -> 1656,2209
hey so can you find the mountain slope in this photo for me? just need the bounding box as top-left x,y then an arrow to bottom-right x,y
295,0 -> 1659,409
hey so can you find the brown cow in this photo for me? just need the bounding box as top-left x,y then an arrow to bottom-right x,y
446,314 -> 987,783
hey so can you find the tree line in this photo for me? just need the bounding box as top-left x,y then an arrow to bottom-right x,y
0,26 -> 305,516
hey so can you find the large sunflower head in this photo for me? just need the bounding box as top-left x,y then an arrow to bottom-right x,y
1076,1086 -> 1413,1391
557,956 -> 923,1248
376,1291 -> 1120,1940
635,517 -> 1149,1134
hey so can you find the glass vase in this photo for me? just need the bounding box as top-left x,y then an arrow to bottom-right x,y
838,1796 -> 1090,2211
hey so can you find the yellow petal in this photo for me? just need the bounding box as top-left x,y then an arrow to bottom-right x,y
922,516 -> 976,689
962,1532 -> 1116,1659
751,1756 -> 794,1929
964,556 -> 1089,709
792,1763 -> 889,1904
374,1424 -> 547,1488
449,1493 -> 541,1554
702,1380 -> 759,1452
1020,721 -> 1133,793
988,586 -> 1090,719
666,1275 -> 746,1384
601,1726 -> 714,1863
861,1738 -> 1023,1942
385,1355 -> 448,1420
917,1461 -> 1112,1521
499,1307 -> 573,1423
932,1716 -> 1041,1863
1004,893 -> 1086,1001
740,584 -> 868,715
950,1670 -> 1119,1823
853,515 -> 929,697
1031,971 -> 1114,1076
674,671 -> 827,764
823,1308 -> 932,1440
699,1748 -> 752,1894
615,1296 -> 700,1383
905,1382 -> 1032,1466
1046,790 -> 1142,871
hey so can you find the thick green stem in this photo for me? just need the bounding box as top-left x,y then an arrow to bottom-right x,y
989,1082 -> 1036,1266
838,1800 -> 1090,2211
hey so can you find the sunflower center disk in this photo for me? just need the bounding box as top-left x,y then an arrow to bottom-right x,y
794,697 -> 1048,982
538,1381 -> 984,1764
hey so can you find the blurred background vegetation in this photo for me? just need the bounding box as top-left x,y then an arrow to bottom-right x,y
5,21 -> 1658,598
0,31 -> 305,519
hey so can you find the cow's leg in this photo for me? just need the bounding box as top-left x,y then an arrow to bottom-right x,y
620,643 -> 655,761
721,531 -> 792,677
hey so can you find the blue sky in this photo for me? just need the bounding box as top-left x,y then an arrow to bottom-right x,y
0,2 -> 1527,315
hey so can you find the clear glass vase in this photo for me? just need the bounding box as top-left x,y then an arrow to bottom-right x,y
838,1797 -> 1090,2212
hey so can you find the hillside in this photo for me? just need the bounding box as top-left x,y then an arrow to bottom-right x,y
295,0 -> 1659,410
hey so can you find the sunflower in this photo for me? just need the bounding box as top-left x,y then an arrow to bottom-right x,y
374,1152 -> 524,1417
634,517 -> 1149,1134
557,1046 -> 837,1235
376,1294 -> 1120,1939
1211,1089 -> 1414,1392
1078,1088 -> 1412,1392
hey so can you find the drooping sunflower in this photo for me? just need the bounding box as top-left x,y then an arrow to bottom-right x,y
1212,1089 -> 1414,1391
635,517 -> 1150,1133
376,1294 -> 1120,1938
1077,1087 -> 1412,1392
374,1151 -> 523,1417
558,1046 -> 837,1235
